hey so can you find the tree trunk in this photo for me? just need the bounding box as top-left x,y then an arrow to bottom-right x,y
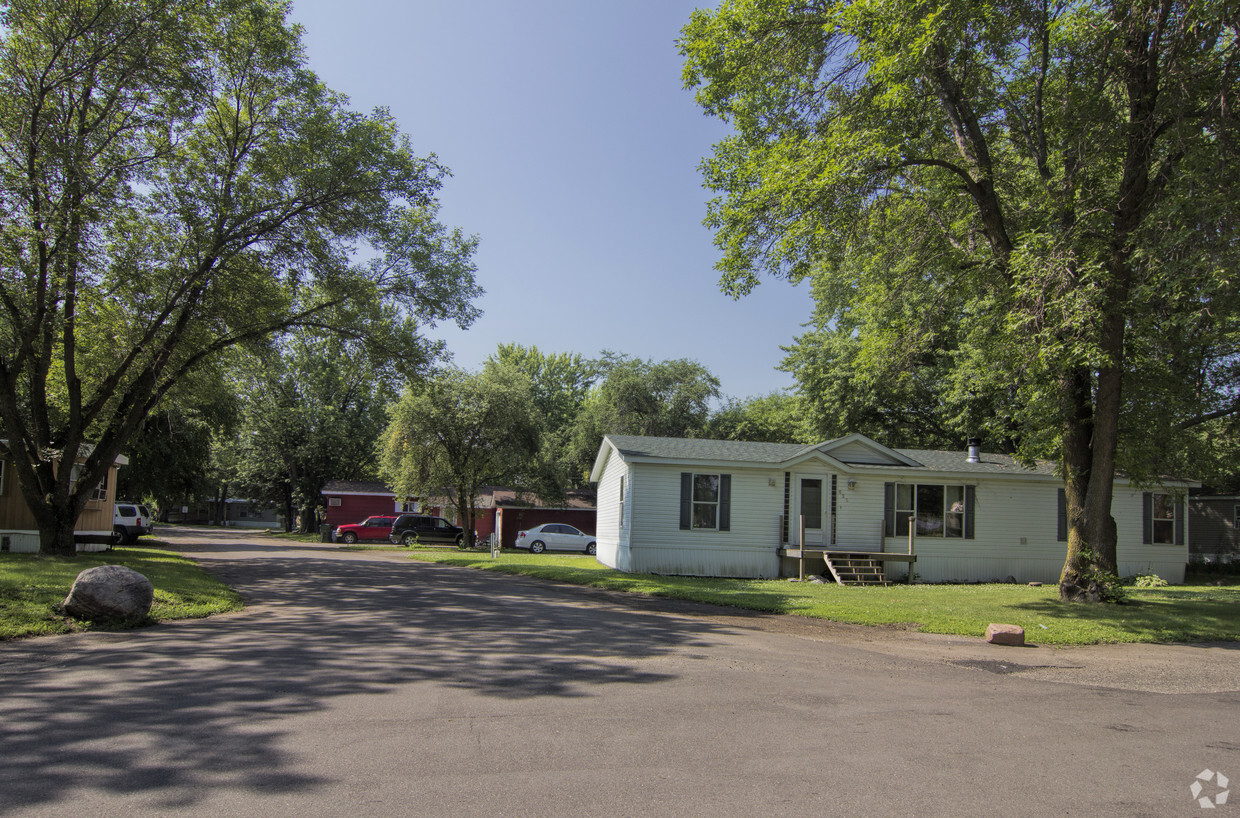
282,484 -> 295,533
1058,363 -> 1122,601
35,507 -> 80,557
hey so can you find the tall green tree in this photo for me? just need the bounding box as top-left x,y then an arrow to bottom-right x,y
0,0 -> 479,554
705,392 -> 814,444
117,359 -> 239,516
485,344 -> 600,498
682,0 -> 1240,599
567,354 -> 723,479
230,331 -> 398,532
380,365 -> 541,546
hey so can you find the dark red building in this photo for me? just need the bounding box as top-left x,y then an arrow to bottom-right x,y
320,481 -> 595,546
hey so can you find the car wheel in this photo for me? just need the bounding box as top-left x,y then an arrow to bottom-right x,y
586,542 -> 596,556
456,534 -> 467,548
401,533 -> 416,546
530,540 -> 545,554
111,526 -> 127,546
342,532 -> 357,544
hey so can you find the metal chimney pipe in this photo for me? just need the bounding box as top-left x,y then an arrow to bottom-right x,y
966,437 -> 982,464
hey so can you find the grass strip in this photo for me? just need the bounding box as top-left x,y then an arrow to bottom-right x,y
404,550 -> 1240,645
0,543 -> 243,640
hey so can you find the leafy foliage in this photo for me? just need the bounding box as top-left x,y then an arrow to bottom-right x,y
705,392 -> 814,444
0,0 -> 478,552
380,364 -> 542,544
227,331 -> 399,532
566,354 -> 722,481
681,0 -> 1240,595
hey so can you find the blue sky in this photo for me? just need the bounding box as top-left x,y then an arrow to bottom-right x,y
287,0 -> 812,400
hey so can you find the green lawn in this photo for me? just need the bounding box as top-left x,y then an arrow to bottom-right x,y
403,550 -> 1240,645
0,543 -> 243,640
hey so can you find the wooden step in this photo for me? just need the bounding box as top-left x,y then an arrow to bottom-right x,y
822,553 -> 890,586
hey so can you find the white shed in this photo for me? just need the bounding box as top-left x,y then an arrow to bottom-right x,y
589,434 -> 1192,583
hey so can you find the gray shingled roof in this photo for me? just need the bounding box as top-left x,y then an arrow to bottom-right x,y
605,435 -> 821,463
604,435 -> 1055,477
893,449 -> 1055,476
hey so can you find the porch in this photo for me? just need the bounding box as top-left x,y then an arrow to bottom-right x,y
777,548 -> 916,586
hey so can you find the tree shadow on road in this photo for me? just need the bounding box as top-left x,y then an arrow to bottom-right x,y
0,554 -> 732,812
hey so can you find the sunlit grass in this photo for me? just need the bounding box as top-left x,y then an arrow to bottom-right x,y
405,550 -> 1240,645
0,543 -> 243,640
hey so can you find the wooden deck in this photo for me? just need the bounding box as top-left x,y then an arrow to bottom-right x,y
778,549 -> 917,586
778,548 -> 915,563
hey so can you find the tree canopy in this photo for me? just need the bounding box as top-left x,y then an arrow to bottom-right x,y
228,331 -> 399,533
380,365 -> 541,546
0,0 -> 479,553
681,0 -> 1240,597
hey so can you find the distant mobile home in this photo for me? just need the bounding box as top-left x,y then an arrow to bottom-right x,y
589,434 -> 1193,584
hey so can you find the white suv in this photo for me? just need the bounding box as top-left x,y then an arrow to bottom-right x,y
112,502 -> 153,545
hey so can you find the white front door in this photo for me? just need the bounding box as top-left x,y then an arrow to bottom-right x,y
799,477 -> 825,546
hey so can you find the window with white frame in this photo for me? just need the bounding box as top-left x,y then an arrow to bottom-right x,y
68,464 -> 107,502
888,483 -> 971,538
1151,493 -> 1175,544
618,475 -> 625,527
90,474 -> 107,502
692,474 -> 720,529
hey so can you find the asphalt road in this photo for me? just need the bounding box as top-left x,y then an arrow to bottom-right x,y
1,527 -> 1237,817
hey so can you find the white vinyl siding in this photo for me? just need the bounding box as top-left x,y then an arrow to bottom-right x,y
628,464 -> 781,578
828,441 -> 904,465
593,448 -> 628,570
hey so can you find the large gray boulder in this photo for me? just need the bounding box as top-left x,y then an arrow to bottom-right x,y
62,565 -> 154,625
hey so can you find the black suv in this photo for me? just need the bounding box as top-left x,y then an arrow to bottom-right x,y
388,514 -> 465,547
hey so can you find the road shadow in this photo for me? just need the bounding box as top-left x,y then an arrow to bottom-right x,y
0,551 -> 729,812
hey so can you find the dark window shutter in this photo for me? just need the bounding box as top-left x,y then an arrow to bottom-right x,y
782,473 -> 790,543
884,482 -> 895,536
965,485 -> 976,540
1057,489 -> 1067,542
1142,492 -> 1153,544
679,473 -> 692,530
1175,497 -> 1185,545
830,475 -> 837,545
719,474 -> 731,531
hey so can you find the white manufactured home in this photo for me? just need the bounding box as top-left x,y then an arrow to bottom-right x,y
589,434 -> 1192,584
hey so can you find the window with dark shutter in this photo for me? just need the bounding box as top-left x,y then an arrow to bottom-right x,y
884,482 -> 895,536
679,473 -> 692,530
680,472 -> 730,530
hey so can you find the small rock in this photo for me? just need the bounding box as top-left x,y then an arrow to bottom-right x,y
985,623 -> 1025,646
1028,581 -> 1043,587
62,565 -> 154,625
809,575 -> 826,584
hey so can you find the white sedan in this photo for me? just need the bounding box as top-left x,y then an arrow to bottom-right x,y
515,523 -> 597,555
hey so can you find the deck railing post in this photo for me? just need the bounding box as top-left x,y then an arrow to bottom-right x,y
799,515 -> 805,582
907,515 -> 916,584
